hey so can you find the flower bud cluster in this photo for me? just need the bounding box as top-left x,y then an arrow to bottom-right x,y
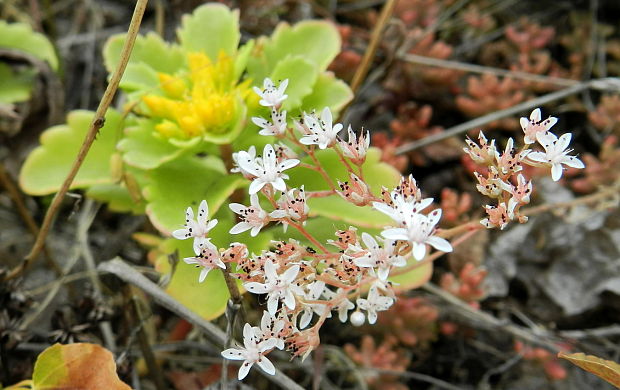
464,108 -> 584,229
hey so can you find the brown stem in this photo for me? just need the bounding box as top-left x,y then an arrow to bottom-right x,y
287,221 -> 329,254
6,0 -> 149,281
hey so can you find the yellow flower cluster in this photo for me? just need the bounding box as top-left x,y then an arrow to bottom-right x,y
142,51 -> 253,139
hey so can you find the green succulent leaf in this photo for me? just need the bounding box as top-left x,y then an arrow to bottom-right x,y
270,56 -> 318,110
389,261 -> 433,291
19,110 -> 122,195
0,63 -> 35,104
177,3 -> 240,61
287,147 -> 400,228
103,32 -> 185,76
301,72 -> 353,114
119,119 -> 189,170
143,156 -> 245,234
247,20 -> 340,81
0,21 -> 58,71
87,183 -> 146,214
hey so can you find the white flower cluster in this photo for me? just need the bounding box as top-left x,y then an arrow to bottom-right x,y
464,108 -> 585,229
172,78 -> 457,381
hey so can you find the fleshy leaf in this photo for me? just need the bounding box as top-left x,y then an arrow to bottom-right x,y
389,260 -> 433,291
155,209 -> 272,320
0,63 -> 36,103
31,343 -> 131,390
19,110 -> 122,195
559,352 -> 620,388
269,56 -> 317,111
177,4 -> 240,61
247,20 -> 340,81
301,72 -> 353,114
286,147 -> 400,228
87,183 -> 146,214
103,32 -> 185,76
0,21 -> 58,70
143,156 -> 245,233
119,119 -> 189,170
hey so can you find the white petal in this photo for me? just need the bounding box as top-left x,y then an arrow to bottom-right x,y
198,200 -> 209,225
381,228 -> 408,241
238,361 -> 253,380
249,179 -> 266,194
299,310 -> 312,329
412,242 -> 427,260
551,163 -> 563,181
230,222 -> 252,235
281,265 -> 300,283
530,108 -> 541,121
278,158 -> 300,171
377,266 -> 389,281
221,348 -> 246,361
562,156 -> 584,168
367,310 -> 377,324
520,117 -> 529,131
427,236 -> 453,253
172,228 -> 190,239
264,259 -> 278,279
283,290 -> 296,310
199,268 -> 211,283
272,177 -> 287,192
267,295 -> 278,315
257,355 -> 276,375
229,203 -> 246,214
527,151 -> 548,163
556,133 -> 572,151
244,282 -> 269,294
361,232 -> 379,249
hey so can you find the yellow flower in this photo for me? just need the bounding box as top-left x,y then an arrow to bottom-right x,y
142,50 -> 252,139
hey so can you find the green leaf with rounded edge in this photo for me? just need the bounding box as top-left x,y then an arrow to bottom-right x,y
300,72 -> 353,115
0,63 -> 35,103
119,119 -> 189,170
32,343 -> 131,390
270,56 -> 317,111
287,147 -> 400,228
144,156 -> 246,234
156,208 -> 273,320
117,62 -> 160,91
19,110 -> 122,196
0,21 -> 58,71
177,4 -> 240,61
87,183 -> 146,214
247,20 -> 340,81
389,260 -> 433,291
103,32 -> 185,76
234,40 -> 255,81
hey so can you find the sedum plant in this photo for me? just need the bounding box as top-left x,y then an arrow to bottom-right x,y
170,78 -> 585,380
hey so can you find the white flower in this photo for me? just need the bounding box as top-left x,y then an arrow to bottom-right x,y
526,132 -> 585,181
244,259 -> 303,315
236,144 -> 300,194
221,323 -> 278,380
172,200 -> 218,253
299,107 -> 343,149
381,209 -> 453,260
269,187 -> 309,232
373,193 -> 434,227
253,311 -> 286,350
520,108 -> 557,144
229,194 -> 270,237
232,146 -> 256,178
183,240 -> 226,283
299,281 -> 330,329
252,108 -> 287,137
339,125 -> 370,164
253,78 -> 288,107
353,233 -> 407,280
323,288 -> 355,322
356,287 -> 394,324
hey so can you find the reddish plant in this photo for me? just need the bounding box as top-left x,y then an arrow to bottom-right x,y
514,341 -> 568,381
377,295 -> 439,347
440,262 -> 487,309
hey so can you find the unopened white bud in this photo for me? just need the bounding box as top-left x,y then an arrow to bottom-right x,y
350,311 -> 365,327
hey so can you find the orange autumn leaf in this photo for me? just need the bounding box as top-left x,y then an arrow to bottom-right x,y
32,343 -> 131,390
558,351 -> 620,388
